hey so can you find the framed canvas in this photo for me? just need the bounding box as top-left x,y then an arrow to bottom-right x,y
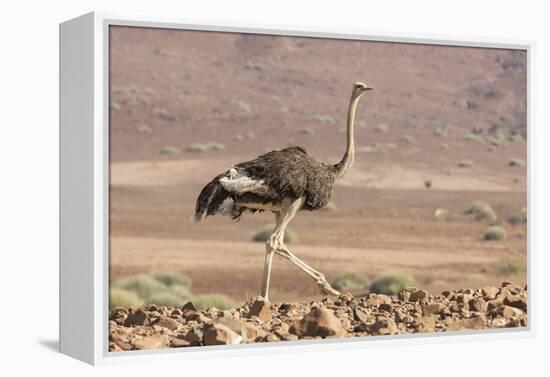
59,12 -> 534,365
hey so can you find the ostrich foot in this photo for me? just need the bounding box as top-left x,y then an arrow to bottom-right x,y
316,275 -> 340,296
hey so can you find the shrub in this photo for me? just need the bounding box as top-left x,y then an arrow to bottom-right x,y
110,288 -> 143,308
253,226 -> 297,243
205,142 -> 226,151
300,127 -> 315,135
400,134 -> 415,144
374,124 -> 388,133
322,201 -> 338,211
433,128 -> 447,137
484,226 -> 507,241
136,125 -> 152,135
237,100 -> 251,114
509,207 -> 527,225
114,274 -> 167,301
148,291 -> 189,307
424,179 -> 432,189
463,132 -> 485,143
508,158 -> 525,167
187,143 -> 208,153
493,256 -> 522,276
312,114 -> 335,125
233,134 -> 244,142
369,272 -> 416,295
465,201 -> 497,222
458,160 -> 473,168
150,272 -> 192,289
160,146 -> 181,155
332,272 -> 370,292
267,289 -> 297,303
192,294 -> 236,310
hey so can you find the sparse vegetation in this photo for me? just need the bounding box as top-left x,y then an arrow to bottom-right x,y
465,201 -> 497,222
152,108 -> 177,122
463,131 -> 485,143
187,143 -> 208,153
300,127 -> 315,135
312,114 -> 335,125
509,207 -> 527,225
110,288 -> 143,308
332,272 -> 370,292
253,226 -> 298,243
493,256 -> 522,276
114,274 -> 168,301
233,134 -> 244,142
136,125 -> 152,135
484,226 -> 507,241
508,158 -> 525,167
369,272 -> 416,295
400,134 -> 415,144
148,291 -> 190,307
458,159 -> 473,168
192,294 -> 236,310
433,128 -> 447,137
160,146 -> 182,155
424,179 -> 432,189
150,271 -> 192,289
236,100 -> 252,114
205,142 -> 226,151
374,124 -> 388,133
440,143 -> 449,150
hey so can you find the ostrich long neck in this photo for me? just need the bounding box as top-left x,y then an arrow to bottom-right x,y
333,92 -> 360,180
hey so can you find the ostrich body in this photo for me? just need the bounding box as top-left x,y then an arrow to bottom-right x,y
195,82 -> 373,301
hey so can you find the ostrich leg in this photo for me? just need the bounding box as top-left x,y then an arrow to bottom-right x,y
273,200 -> 341,296
259,212 -> 282,301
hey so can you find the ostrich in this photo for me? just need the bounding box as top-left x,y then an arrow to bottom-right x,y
195,82 -> 373,301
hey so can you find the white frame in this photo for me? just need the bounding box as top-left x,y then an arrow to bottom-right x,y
59,11 -> 536,365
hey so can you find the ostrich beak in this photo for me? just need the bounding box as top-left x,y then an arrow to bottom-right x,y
366,87 -> 374,91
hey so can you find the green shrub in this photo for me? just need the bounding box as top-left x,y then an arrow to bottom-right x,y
136,125 -> 152,135
192,294 -> 236,310
312,114 -> 335,125
160,146 -> 181,155
508,158 -> 525,167
463,132 -> 485,143
205,142 -> 226,151
114,274 -> 167,301
300,127 -> 315,135
493,256 -> 522,275
400,134 -> 415,144
253,226 -> 298,243
332,272 -> 370,292
148,290 -> 190,307
424,179 -> 432,189
187,143 -> 208,153
433,128 -> 447,137
484,226 -> 507,241
465,201 -> 497,222
369,272 -> 416,296
109,288 -> 143,308
509,208 -> 527,225
374,124 -> 388,133
458,159 -> 473,168
150,272 -> 192,289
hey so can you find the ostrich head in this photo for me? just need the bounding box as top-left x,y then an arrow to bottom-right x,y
352,81 -> 374,99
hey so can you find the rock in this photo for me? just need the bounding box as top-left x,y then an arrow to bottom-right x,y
171,338 -> 191,347
365,294 -> 392,306
370,317 -> 398,335
415,316 -> 436,332
503,295 -> 527,312
379,303 -> 394,313
354,307 -> 370,323
468,297 -> 488,313
182,301 -> 199,312
487,297 -> 505,311
494,305 -> 524,319
422,303 -> 443,316
133,335 -> 169,350
481,286 -> 500,300
204,323 -> 243,345
265,333 -> 279,342
124,309 -> 149,327
290,307 -> 346,337
182,327 -> 204,346
338,292 -> 354,302
153,316 -> 179,330
248,297 -> 272,322
409,289 -> 430,303
462,317 -> 486,330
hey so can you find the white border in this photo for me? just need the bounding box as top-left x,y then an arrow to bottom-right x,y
62,11 -> 535,365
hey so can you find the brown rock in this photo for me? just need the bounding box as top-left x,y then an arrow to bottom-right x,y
153,316 -> 179,330
487,297 -> 505,311
409,289 -> 430,303
462,317 -> 486,330
503,295 -> 527,312
422,303 -> 443,316
182,301 -> 199,312
124,309 -> 149,327
182,327 -> 203,346
204,323 -> 242,345
481,286 -> 500,300
370,317 -> 398,335
133,335 -> 169,350
379,303 -> 394,313
248,297 -> 272,322
290,307 -> 346,337
365,294 -> 392,306
171,338 -> 190,347
415,316 -> 436,332
495,305 -> 524,319
354,307 -> 370,323
468,297 -> 488,313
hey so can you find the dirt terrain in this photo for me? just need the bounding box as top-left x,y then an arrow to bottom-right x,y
109,281 -> 527,351
108,26 -> 528,304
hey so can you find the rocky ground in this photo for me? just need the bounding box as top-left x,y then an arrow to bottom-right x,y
109,281 -> 527,351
